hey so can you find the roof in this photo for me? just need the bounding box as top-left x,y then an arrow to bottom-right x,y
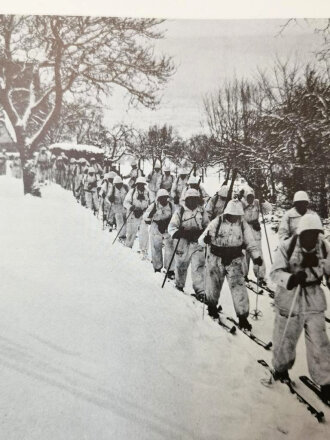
48,143 -> 104,156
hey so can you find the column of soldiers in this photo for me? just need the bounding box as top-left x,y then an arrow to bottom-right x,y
13,147 -> 330,404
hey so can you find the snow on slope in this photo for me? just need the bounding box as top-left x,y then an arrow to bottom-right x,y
0,175 -> 329,440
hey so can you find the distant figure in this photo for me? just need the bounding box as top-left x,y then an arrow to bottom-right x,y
160,165 -> 174,193
84,167 -> 99,214
123,176 -> 150,259
278,191 -> 317,243
10,156 -> 22,179
205,185 -> 228,221
240,187 -> 272,285
147,160 -> 163,202
123,159 -> 144,188
170,168 -> 189,206
0,148 -> 8,175
180,174 -> 209,205
35,147 -> 50,184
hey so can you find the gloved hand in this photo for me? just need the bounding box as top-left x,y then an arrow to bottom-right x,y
204,233 -> 212,245
253,256 -> 263,266
287,271 -> 307,290
129,205 -> 136,212
173,195 -> 180,205
133,207 -> 143,218
182,229 -> 202,242
108,195 -> 115,203
88,181 -> 97,190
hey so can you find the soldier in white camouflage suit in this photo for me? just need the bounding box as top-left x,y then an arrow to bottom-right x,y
66,158 -> 77,191
123,176 -> 150,258
35,147 -> 49,184
278,191 -> 317,243
199,199 -> 262,330
84,167 -> 99,214
147,160 -> 163,202
99,171 -> 116,228
270,214 -> 330,404
180,174 -> 209,205
240,187 -> 272,285
160,165 -> 174,194
144,189 -> 175,276
107,175 -> 128,238
168,188 -> 209,295
205,185 -> 228,221
171,169 -> 189,206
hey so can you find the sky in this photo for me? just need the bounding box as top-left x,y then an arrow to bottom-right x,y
104,19 -> 326,138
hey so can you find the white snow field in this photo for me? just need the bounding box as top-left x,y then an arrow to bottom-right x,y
0,175 -> 330,440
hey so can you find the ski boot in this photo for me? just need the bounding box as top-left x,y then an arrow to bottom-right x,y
154,268 -> 161,273
194,291 -> 205,302
175,285 -> 184,293
207,303 -> 219,319
320,384 -> 330,405
238,316 -> 252,331
272,369 -> 291,384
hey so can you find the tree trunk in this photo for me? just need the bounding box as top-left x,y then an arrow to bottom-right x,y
269,164 -> 277,203
319,169 -> 328,219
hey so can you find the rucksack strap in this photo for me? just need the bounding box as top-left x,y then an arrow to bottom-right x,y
131,187 -> 136,204
215,215 -> 222,237
148,202 -> 157,219
287,235 -> 298,261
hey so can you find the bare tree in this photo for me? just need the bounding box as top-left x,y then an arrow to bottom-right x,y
0,15 -> 174,193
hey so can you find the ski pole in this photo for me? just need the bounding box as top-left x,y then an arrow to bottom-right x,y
260,204 -> 273,264
202,244 -> 208,319
101,198 -> 105,229
251,267 -> 262,320
112,209 -> 133,244
162,238 -> 180,288
269,283 -> 302,384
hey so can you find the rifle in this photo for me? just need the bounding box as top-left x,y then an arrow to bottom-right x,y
224,168 -> 238,210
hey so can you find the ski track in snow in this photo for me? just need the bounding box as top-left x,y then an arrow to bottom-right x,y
0,174 -> 329,440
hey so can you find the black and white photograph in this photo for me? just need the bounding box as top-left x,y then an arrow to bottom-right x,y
0,1 -> 330,438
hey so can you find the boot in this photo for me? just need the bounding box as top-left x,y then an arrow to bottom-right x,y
238,316 -> 252,331
154,268 -> 161,273
167,270 -> 175,280
194,291 -> 205,302
175,285 -> 184,293
207,303 -> 219,319
272,369 -> 291,383
320,384 -> 330,405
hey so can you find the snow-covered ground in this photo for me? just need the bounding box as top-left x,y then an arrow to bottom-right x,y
0,174 -> 330,440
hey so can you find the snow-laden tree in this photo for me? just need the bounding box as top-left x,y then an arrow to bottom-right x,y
203,61 -> 330,217
124,124 -> 184,169
0,15 -> 174,193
